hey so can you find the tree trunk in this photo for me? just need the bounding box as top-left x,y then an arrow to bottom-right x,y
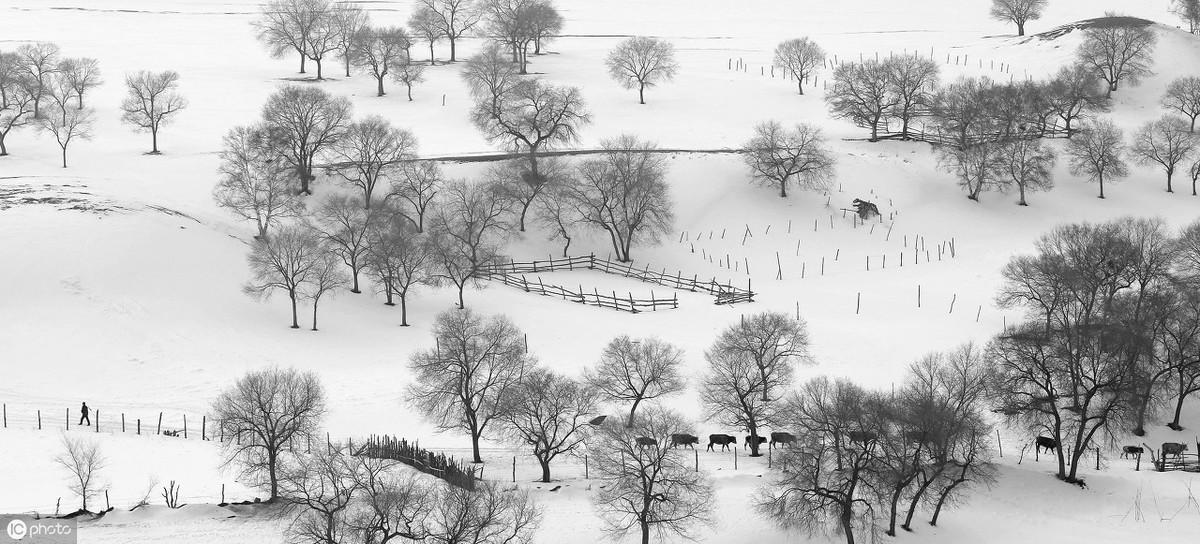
456,282 -> 466,309
539,458 -> 551,483
470,423 -> 483,463
1018,183 -> 1028,206
779,180 -> 788,198
345,56 -> 352,78
798,79 -> 805,95
350,266 -> 360,293
748,428 -> 762,457
299,53 -> 307,74
268,450 -> 280,499
151,128 -> 159,154
1017,21 -> 1025,36
61,146 -> 67,168
289,292 -> 300,328
640,521 -> 650,544
407,84 -> 413,101
841,501 -> 856,544
399,293 -> 409,326
639,83 -> 645,105
311,298 -> 320,331
430,43 -> 436,65
1098,173 -> 1105,199
626,398 -> 642,427
315,58 -> 324,80
377,76 -> 385,97
0,133 -> 7,155
450,38 -> 457,62
1167,170 -> 1174,193
902,468 -> 940,530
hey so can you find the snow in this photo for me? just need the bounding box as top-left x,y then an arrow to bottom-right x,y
1,0 -> 1200,542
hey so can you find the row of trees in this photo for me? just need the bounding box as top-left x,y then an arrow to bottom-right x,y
1,42 -> 187,165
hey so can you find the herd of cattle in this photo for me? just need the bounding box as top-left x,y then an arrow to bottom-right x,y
1034,436 -> 1192,461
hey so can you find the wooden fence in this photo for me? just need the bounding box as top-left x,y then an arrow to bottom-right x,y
353,435 -> 479,491
479,254 -> 755,310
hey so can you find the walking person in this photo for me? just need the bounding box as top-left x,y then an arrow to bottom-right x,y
79,402 -> 90,426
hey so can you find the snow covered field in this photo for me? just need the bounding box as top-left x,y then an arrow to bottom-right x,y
2,0 -> 1200,542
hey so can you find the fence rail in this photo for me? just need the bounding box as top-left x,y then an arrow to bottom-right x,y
353,435 -> 479,491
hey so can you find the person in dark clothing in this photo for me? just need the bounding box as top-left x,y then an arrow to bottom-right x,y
79,402 -> 90,426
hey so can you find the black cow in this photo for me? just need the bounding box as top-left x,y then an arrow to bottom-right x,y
770,432 -> 796,449
635,436 -> 657,449
1120,446 -> 1144,458
707,434 -> 737,452
1162,442 -> 1189,460
670,433 -> 699,449
1035,436 -> 1058,454
744,435 -> 767,449
847,431 -> 877,443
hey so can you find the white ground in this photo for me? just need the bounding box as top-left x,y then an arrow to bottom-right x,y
1,0 -> 1199,542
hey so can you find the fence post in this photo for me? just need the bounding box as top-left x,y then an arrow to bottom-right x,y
202,416 -> 206,440
513,456 -> 517,483
585,455 -> 589,479
122,413 -> 126,433
157,412 -> 163,435
734,447 -> 738,470
95,410 -> 99,433
2,403 -> 5,428
695,449 -> 699,472
137,418 -> 141,435
37,410 -> 41,430
183,415 -> 188,439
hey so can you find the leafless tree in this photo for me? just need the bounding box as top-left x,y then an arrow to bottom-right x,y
1045,63 -> 1108,137
1077,21 -> 1157,97
214,124 -> 304,240
262,85 -> 353,195
1066,118 -> 1128,198
244,224 -> 323,328
528,1 -> 563,55
43,69 -> 79,125
392,59 -> 426,101
39,104 -> 92,168
743,121 -> 835,198
471,78 -> 590,228
585,335 -> 686,427
937,142 -> 1005,201
712,311 -> 811,403
280,444 -> 359,544
993,138 -> 1056,205
119,70 -> 186,154
0,53 -> 37,156
499,368 -> 600,482
564,135 -> 673,262
931,76 -> 996,148
605,36 -> 679,104
300,1 -> 341,80
826,61 -> 896,141
15,42 -> 59,119
389,161 -> 443,232
55,435 -> 105,513
409,7 -> 444,65
327,116 -> 415,207
213,367 -> 326,500
58,57 -> 101,108
534,181 -> 581,257
427,481 -> 541,544
418,0 -> 482,62
304,247 -> 347,331
313,194 -> 375,293
461,43 -> 520,112
1174,0 -> 1200,33
701,347 -> 773,457
353,26 -> 412,97
491,156 -> 569,232
363,207 -> 433,325
407,309 -> 534,463
885,55 -> 939,139
989,0 -> 1047,36
254,0 -> 320,74
1162,77 -> 1200,132
773,38 -> 825,95
350,464 -> 433,544
483,0 -> 538,74
1133,115 -> 1197,193
591,407 -> 714,544
427,179 -> 511,309
331,3 -> 368,77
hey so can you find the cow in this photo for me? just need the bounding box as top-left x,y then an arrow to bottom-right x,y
670,433 -> 699,449
770,432 -> 796,449
1120,446 -> 1144,459
847,431 -> 877,443
744,435 -> 767,449
1162,442 -> 1189,460
635,436 -> 657,449
1035,436 -> 1058,454
707,434 -> 737,452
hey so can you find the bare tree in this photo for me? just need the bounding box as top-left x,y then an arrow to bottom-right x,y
390,161 -> 443,232
993,138 -> 1056,205
1045,63 -> 1108,137
1066,118 -> 1128,198
484,0 -> 538,74
304,247 -> 347,331
528,1 -> 563,55
491,156 -> 569,232
989,0 -> 1047,36
1174,0 -> 1200,33
534,181 -> 581,257
214,124 -> 304,240
470,78 -> 590,228
55,435 -> 105,513
392,59 -> 426,101
584,335 -> 686,427
499,368 -> 600,482
262,85 -> 353,195
427,179 -> 511,309
244,224 -> 323,328
331,3 -> 369,77
328,115 -> 416,207
418,0 -> 482,62
0,60 -> 36,156
313,194 -> 375,293
364,207 -> 433,325
885,55 -> 939,139
213,367 -> 326,500
428,481 -> 541,544
743,121 -> 835,198
1133,115 -> 1197,193
564,135 -> 673,262
39,104 -> 93,168
461,43 -> 520,112
353,26 -> 411,97
301,1 -> 341,80
1077,22 -> 1157,97
280,444 -> 358,544
712,311 -> 811,402
409,7 -> 444,65
826,61 -> 896,141
591,407 -> 714,544
605,36 -> 679,104
119,70 -> 186,154
701,347 -> 772,457
15,42 -> 59,119
773,38 -> 825,95
350,466 -> 432,544
58,57 -> 101,108
254,0 -> 321,74
1162,77 -> 1200,132
937,141 -> 1005,201
407,309 -> 534,463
